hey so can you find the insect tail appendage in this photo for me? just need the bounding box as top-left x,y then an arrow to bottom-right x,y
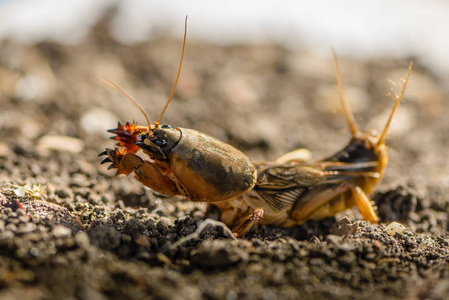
375,61 -> 413,151
332,50 -> 359,138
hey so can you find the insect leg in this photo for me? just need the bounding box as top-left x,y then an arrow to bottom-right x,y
100,148 -> 180,196
275,148 -> 312,164
133,161 -> 180,196
231,207 -> 264,237
349,186 -> 379,223
99,148 -> 138,175
290,182 -> 350,224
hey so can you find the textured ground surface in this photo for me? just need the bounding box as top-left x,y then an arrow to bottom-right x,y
1,21 -> 449,300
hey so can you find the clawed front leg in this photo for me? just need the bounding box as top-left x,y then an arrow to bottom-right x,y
99,148 -> 181,196
99,148 -> 137,175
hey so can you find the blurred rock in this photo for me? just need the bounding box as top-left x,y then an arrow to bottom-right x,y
367,105 -> 416,138
0,142 -> 11,157
51,225 -> 72,238
37,135 -> 84,154
80,108 -> 119,137
314,84 -> 370,114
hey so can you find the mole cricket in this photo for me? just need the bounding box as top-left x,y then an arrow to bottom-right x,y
100,17 -> 412,236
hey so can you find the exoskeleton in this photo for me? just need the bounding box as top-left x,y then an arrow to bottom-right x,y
214,55 -> 413,236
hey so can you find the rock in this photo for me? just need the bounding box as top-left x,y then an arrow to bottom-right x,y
0,142 -> 11,157
51,225 -> 72,238
385,222 -> 405,236
80,108 -> 119,137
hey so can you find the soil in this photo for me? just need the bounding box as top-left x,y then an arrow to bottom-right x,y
0,20 -> 449,300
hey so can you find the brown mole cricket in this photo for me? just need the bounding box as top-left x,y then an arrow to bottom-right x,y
100,16 -> 412,237
214,55 -> 412,236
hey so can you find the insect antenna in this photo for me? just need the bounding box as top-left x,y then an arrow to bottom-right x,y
376,61 -> 413,149
332,50 -> 359,138
103,78 -> 154,137
155,15 -> 188,128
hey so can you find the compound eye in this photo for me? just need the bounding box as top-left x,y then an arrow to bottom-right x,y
161,124 -> 172,129
155,139 -> 166,146
138,132 -> 150,141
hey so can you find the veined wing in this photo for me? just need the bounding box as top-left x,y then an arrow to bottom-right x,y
251,160 -> 379,212
253,164 -> 326,212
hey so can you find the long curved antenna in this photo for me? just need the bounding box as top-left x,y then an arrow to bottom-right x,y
332,50 -> 359,137
155,15 -> 188,128
376,61 -> 413,148
103,78 -> 153,137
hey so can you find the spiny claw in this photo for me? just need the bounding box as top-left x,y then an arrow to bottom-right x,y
107,121 -> 123,133
101,157 -> 112,164
107,121 -> 134,134
99,148 -> 124,171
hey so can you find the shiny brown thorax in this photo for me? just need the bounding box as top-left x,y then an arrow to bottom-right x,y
140,127 -> 257,202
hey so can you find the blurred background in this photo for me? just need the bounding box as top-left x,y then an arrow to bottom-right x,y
0,0 -> 448,188
1,0 -> 449,78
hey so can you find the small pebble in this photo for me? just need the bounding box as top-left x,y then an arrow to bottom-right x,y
135,235 -> 151,247
385,222 -> 405,236
16,223 -> 37,234
75,232 -> 90,249
14,187 -> 26,197
51,225 -> 72,238
0,142 -> 11,157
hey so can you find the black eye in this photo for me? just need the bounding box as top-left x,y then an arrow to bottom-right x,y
155,139 -> 166,146
161,124 -> 172,129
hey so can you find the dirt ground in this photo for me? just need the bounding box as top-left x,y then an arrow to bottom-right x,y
1,20 -> 449,300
